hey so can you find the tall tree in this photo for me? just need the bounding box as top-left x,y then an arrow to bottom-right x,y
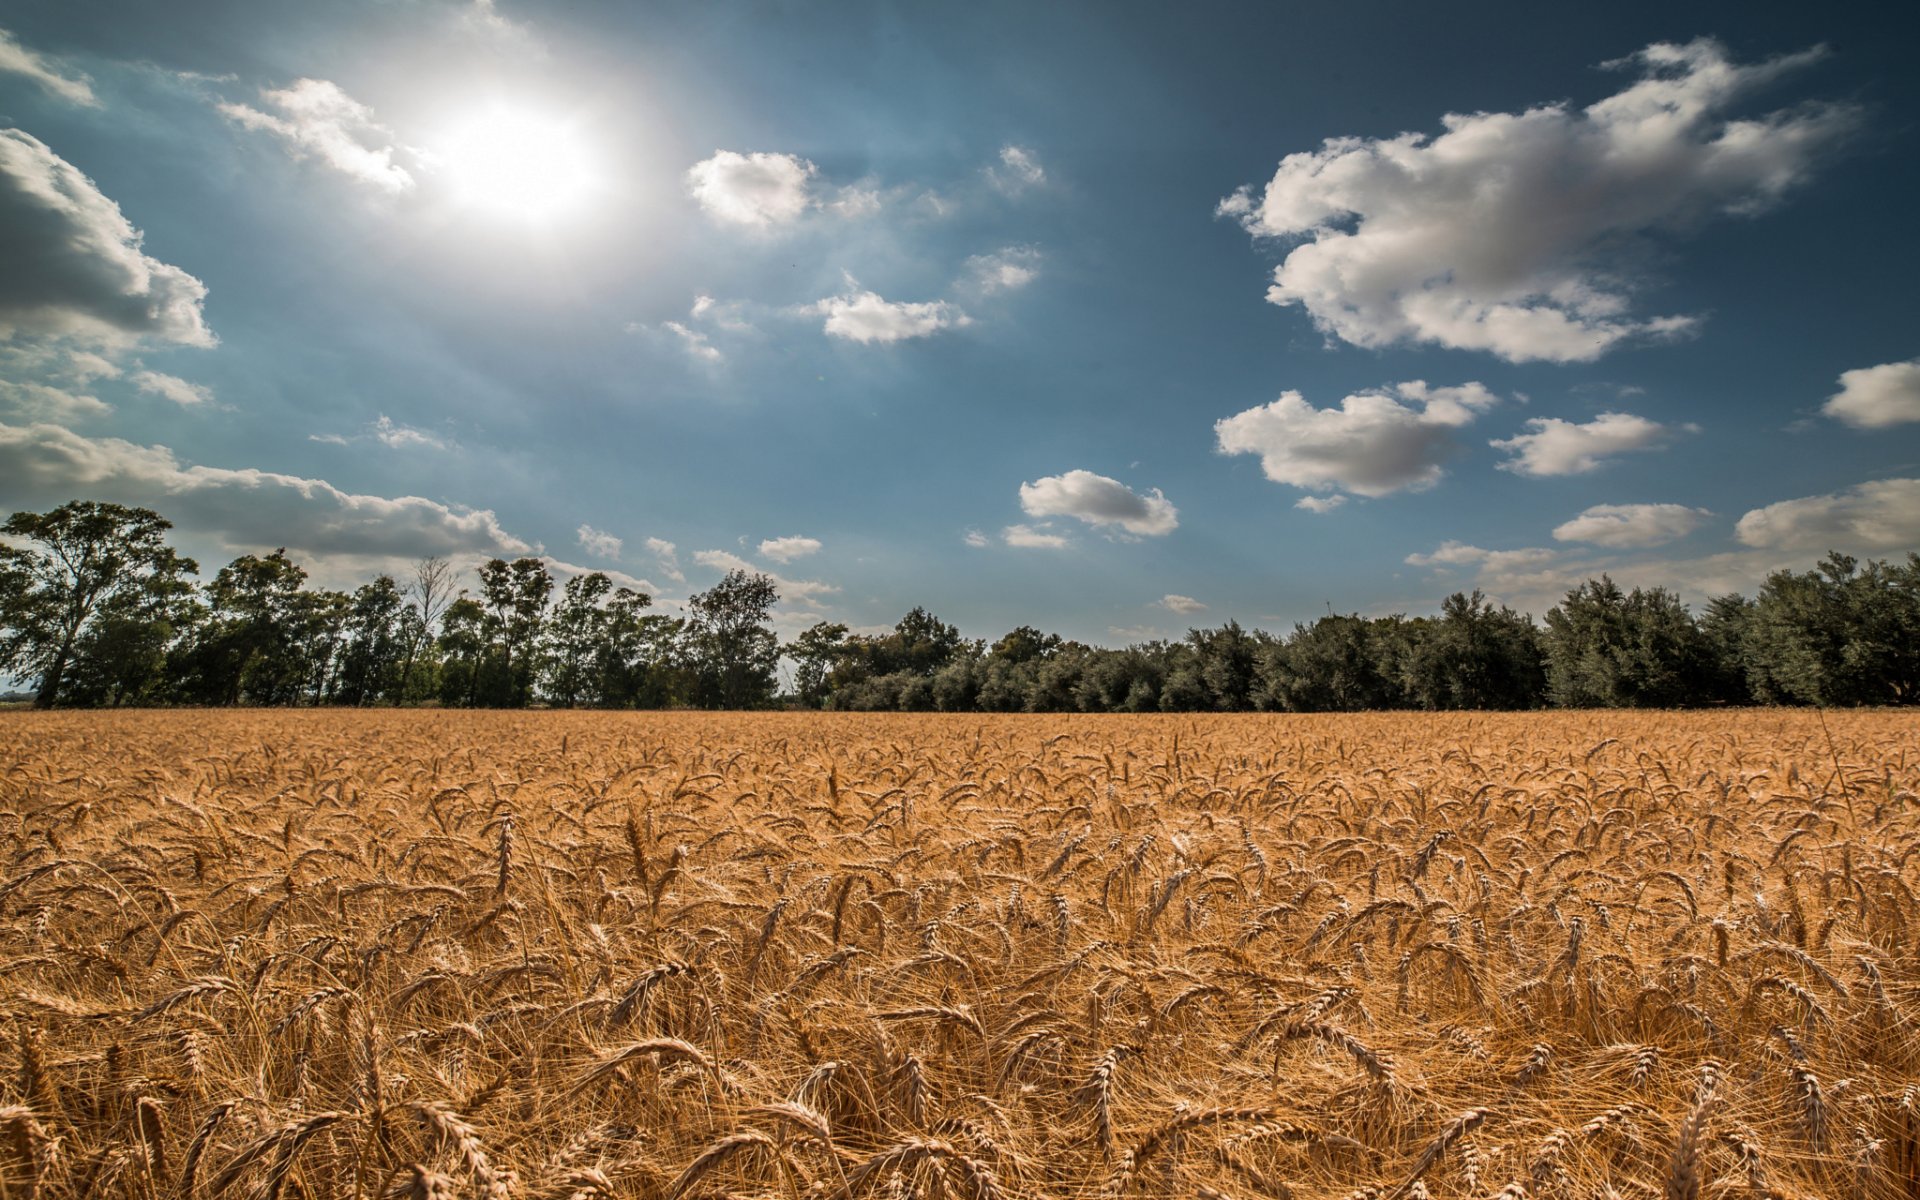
187,550 -> 313,705
1542,577 -> 1710,707
475,557 -> 554,706
542,571 -> 616,707
334,575 -> 408,705
397,555 -> 455,702
1405,591 -> 1546,710
688,569 -> 780,709
0,501 -> 197,708
787,621 -> 849,707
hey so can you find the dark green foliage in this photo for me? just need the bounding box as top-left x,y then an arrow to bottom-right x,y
1543,577 -> 1712,707
6,498 -> 1919,712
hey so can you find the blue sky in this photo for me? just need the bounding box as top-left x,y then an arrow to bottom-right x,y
2,0 -> 1917,644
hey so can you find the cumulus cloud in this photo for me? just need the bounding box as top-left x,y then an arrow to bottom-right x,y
963,529 -> 990,548
1405,541 -> 1573,605
220,79 -> 414,192
0,130 -> 213,347
1002,524 -> 1070,549
1823,359 -> 1920,429
1491,411 -> 1684,476
964,246 -> 1042,293
0,27 -> 98,106
1215,381 -> 1498,498
0,379 -> 108,421
759,535 -> 821,563
1553,502 -> 1712,548
1158,594 -> 1207,615
686,150 -> 815,228
1734,478 -> 1920,552
812,288 -> 969,344
131,370 -> 212,407
0,420 -> 529,559
1219,39 -> 1852,362
1019,470 -> 1179,537
988,145 -> 1046,194
1295,495 -> 1346,514
576,524 -> 622,560
692,548 -> 839,605
642,537 -> 684,582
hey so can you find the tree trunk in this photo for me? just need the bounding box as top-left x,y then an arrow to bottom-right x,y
33,633 -> 75,708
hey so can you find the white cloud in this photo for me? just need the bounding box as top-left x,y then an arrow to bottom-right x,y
1019,470 -> 1179,537
576,524 -> 622,560
988,145 -> 1046,194
1219,40 -> 1851,362
0,130 -> 213,347
1491,411 -> 1682,476
759,535 -> 821,563
1405,541 -> 1571,603
220,79 -> 414,193
0,419 -> 528,559
0,27 -> 98,106
66,350 -> 121,381
1158,594 -> 1207,615
309,415 -> 446,451
1295,495 -> 1346,514
1107,625 -> 1164,644
1823,359 -> 1920,429
829,185 -> 882,217
0,379 -> 108,422
1734,478 -> 1920,552
812,288 -> 969,344
663,320 -> 723,362
964,246 -> 1042,293
541,556 -> 656,596
373,415 -> 444,450
1002,524 -> 1069,549
1553,502 -> 1712,548
1215,380 -> 1498,498
131,370 -> 212,407
644,537 -> 684,582
690,294 -> 753,332
693,548 -> 838,605
963,529 -> 990,548
686,150 -> 815,228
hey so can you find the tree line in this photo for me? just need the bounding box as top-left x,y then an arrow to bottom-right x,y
3,500 -> 1916,710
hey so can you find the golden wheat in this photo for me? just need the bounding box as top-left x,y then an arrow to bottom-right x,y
0,707 -> 1915,1199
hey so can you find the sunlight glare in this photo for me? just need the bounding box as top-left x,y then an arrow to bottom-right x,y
438,105 -> 598,222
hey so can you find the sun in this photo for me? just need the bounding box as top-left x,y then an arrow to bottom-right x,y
436,105 -> 598,222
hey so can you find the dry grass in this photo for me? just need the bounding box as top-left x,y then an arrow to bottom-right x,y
0,708 -> 1916,1199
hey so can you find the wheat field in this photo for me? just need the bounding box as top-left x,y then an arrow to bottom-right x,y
0,710 -> 1916,1200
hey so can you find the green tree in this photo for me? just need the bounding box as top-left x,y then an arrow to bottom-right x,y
787,621 -> 849,707
1745,553 -> 1920,705
1259,614 -> 1407,712
1542,577 -> 1710,707
0,501 -> 197,707
333,575 -> 408,705
542,572 -> 616,707
990,625 -> 1062,665
1405,591 -> 1546,710
475,557 -> 554,706
689,569 -> 780,708
195,551 -> 314,705
436,596 -> 489,706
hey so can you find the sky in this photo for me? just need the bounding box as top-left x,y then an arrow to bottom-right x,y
1,0 -> 1917,646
